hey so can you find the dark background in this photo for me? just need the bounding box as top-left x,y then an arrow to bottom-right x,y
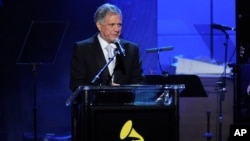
0,0 -> 250,141
0,0 -> 105,140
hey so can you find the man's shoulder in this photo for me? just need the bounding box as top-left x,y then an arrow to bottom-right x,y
75,34 -> 98,46
76,37 -> 95,45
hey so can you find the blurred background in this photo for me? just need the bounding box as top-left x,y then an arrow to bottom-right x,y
1,0 -> 249,141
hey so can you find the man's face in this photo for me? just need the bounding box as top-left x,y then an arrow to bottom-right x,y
96,13 -> 122,43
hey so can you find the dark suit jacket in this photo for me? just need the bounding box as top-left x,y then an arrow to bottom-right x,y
69,34 -> 145,91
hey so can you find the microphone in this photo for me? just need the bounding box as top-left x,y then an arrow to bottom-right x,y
113,38 -> 126,56
146,46 -> 174,53
211,23 -> 236,31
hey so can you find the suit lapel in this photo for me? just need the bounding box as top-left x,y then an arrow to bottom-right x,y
92,36 -> 111,84
113,40 -> 127,83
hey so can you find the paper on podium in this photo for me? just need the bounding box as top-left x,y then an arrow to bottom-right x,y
175,57 -> 232,75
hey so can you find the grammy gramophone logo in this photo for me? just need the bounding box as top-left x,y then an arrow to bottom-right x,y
120,120 -> 144,141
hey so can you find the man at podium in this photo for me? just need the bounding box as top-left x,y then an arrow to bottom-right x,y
69,3 -> 145,92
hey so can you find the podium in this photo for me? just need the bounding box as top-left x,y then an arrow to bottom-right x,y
145,75 -> 207,97
68,85 -> 185,141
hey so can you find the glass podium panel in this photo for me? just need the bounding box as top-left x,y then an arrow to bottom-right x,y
66,84 -> 185,106
67,84 -> 185,141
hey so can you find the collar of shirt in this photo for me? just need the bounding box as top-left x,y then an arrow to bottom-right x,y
97,34 -> 117,49
97,34 -> 117,63
97,33 -> 109,50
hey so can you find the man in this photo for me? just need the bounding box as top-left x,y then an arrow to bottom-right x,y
69,3 -> 145,92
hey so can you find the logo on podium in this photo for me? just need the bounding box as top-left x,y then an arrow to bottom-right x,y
120,120 -> 144,141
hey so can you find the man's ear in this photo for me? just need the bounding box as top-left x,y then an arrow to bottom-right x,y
96,22 -> 101,31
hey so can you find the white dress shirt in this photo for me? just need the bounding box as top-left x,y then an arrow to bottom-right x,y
97,34 -> 117,77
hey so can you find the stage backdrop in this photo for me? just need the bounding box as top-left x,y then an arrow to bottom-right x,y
0,0 -> 235,141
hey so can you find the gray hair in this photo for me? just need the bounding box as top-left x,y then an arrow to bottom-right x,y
94,3 -> 122,23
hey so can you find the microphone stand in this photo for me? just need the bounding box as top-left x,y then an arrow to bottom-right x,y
66,49 -> 119,106
91,50 -> 119,84
32,63 -> 40,141
204,111 -> 213,141
156,50 -> 168,76
216,28 -> 229,141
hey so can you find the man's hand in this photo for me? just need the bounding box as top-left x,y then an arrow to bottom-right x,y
111,82 -> 120,86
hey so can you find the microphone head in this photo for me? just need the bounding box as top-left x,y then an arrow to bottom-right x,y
113,38 -> 125,56
114,38 -> 120,43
